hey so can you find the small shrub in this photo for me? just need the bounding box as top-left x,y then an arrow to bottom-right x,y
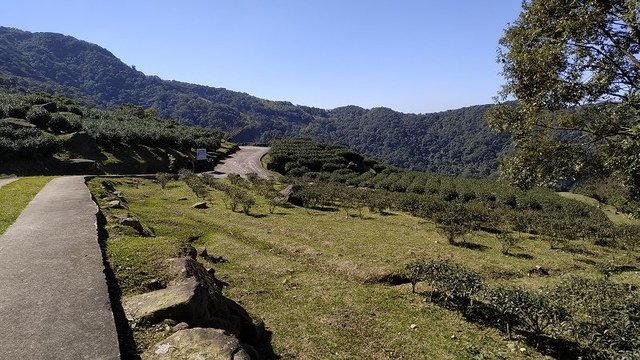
179,170 -> 208,198
433,204 -> 480,245
240,194 -> 255,215
156,172 -> 173,189
486,286 -> 566,337
407,259 -> 484,315
5,105 -> 28,118
26,107 -> 51,128
48,113 -> 82,133
551,277 -> 640,355
268,196 -> 286,214
227,173 -> 243,185
498,232 -> 519,255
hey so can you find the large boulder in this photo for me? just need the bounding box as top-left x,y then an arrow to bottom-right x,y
117,214 -> 145,235
278,184 -> 302,206
142,328 -> 256,360
123,258 -> 265,344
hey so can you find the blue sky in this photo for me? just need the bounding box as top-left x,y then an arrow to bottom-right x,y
1,1 -> 522,113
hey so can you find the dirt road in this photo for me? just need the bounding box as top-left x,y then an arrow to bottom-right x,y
210,146 -> 271,179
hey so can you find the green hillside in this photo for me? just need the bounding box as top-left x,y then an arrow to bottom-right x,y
0,27 -> 508,177
0,90 -> 232,175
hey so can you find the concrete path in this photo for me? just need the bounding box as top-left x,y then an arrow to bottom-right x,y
0,176 -> 119,359
0,177 -> 18,189
209,146 -> 271,179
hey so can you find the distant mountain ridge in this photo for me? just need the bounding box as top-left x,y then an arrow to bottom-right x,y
0,26 -> 509,177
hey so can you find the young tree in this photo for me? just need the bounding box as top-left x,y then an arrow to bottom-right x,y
434,204 -> 479,245
156,172 -> 172,189
487,0 -> 640,197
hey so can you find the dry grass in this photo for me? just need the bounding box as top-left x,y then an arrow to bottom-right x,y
89,177 -> 640,359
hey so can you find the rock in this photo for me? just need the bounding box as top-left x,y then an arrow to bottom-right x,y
101,180 -> 116,192
172,322 -> 189,332
122,258 -> 249,340
198,247 -> 209,258
527,265 -> 550,277
193,202 -> 209,209
185,246 -> 197,260
142,328 -> 256,360
410,324 -> 417,330
108,200 -> 124,209
278,184 -> 303,206
117,215 -> 145,235
178,197 -> 188,201
163,319 -> 177,326
124,258 -> 265,345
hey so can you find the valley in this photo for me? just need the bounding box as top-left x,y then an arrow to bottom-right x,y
0,1 -> 639,358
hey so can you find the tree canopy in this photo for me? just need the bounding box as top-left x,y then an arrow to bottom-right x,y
487,0 -> 640,198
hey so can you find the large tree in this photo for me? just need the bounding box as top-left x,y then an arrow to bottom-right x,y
487,0 -> 640,198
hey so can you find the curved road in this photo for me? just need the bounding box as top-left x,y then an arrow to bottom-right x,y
210,146 -> 271,179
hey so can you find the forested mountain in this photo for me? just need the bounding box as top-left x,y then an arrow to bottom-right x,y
0,26 -> 509,177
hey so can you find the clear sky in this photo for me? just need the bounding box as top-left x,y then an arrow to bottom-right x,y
1,1 -> 523,113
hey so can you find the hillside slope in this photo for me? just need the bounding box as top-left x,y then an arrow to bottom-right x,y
0,90 -> 233,175
0,26 -> 509,177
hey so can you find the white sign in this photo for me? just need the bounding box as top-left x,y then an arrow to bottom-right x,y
196,148 -> 207,161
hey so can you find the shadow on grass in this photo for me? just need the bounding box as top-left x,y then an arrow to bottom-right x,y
94,199 -> 140,359
506,252 -> 534,260
312,206 -> 339,212
379,211 -> 397,216
452,241 -> 489,251
420,293 -> 601,359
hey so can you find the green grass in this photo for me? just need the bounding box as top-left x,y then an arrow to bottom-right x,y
89,177 -> 640,358
0,177 -> 53,234
558,191 -> 640,226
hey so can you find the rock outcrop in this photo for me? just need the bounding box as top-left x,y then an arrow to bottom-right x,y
278,184 -> 302,206
142,328 -> 256,360
192,202 -> 209,209
123,258 -> 267,350
117,214 -> 145,235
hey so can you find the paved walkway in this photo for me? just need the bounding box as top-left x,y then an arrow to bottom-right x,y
0,177 -> 18,189
209,146 -> 271,179
0,176 -> 119,359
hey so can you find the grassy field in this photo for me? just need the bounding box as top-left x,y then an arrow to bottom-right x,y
89,177 -> 640,359
0,177 -> 53,234
558,191 -> 640,226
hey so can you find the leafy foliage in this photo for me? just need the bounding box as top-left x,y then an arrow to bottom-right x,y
0,90 -> 224,162
406,259 -> 484,315
0,122 -> 61,159
409,258 -> 639,357
488,0 -> 640,200
551,277 -> 640,357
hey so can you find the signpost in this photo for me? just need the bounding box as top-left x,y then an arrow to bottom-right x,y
194,148 -> 207,172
